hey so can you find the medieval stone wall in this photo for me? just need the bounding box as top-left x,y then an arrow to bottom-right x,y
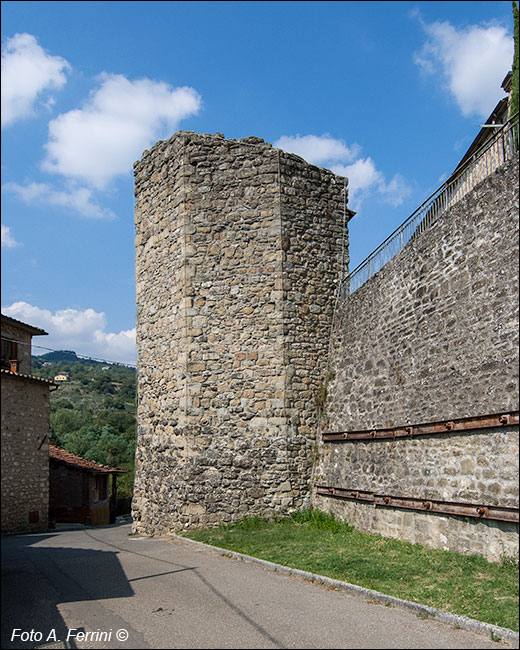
1,374 -> 50,533
133,128 -> 518,560
133,131 -> 346,533
313,155 -> 519,560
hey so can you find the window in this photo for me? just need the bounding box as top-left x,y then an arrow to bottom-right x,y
1,338 -> 18,371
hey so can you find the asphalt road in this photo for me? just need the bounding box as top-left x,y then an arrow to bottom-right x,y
1,523 -> 514,649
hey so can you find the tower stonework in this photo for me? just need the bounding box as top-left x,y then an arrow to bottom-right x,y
132,131 -> 348,533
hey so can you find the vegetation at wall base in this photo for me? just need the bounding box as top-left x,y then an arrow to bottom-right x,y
183,508 -> 519,632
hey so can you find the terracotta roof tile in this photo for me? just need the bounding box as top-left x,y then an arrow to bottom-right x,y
49,445 -> 125,474
1,368 -> 56,386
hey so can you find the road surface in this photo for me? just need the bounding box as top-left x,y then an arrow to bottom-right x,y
1,523 -> 515,649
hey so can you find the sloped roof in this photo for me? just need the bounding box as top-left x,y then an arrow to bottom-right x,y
1,314 -> 48,336
49,445 -> 125,474
1,368 -> 56,386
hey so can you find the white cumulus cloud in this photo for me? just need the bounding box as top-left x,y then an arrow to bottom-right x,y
331,158 -> 382,193
331,159 -> 412,208
376,173 -> 413,208
1,224 -> 21,248
1,33 -> 70,127
3,181 -> 116,219
42,73 -> 202,188
2,301 -> 136,365
274,134 -> 360,166
414,19 -> 513,118
275,134 -> 411,209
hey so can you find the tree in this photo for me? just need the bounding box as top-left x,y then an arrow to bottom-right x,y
62,426 -> 101,459
52,407 -> 93,439
34,352 -> 137,514
95,425 -> 130,467
50,398 -> 74,412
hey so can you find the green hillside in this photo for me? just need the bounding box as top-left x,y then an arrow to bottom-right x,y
32,352 -> 136,515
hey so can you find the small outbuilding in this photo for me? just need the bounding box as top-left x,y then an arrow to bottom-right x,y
49,446 -> 125,526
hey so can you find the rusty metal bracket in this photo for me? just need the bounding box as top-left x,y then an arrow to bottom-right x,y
315,485 -> 519,523
325,487 -> 374,502
322,411 -> 519,443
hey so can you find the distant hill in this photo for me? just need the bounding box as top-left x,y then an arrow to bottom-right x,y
31,352 -> 136,390
36,350 -> 81,362
35,349 -> 135,368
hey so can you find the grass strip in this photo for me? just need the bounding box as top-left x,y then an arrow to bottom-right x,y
183,509 -> 519,631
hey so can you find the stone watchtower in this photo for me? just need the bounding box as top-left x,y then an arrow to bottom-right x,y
132,131 -> 349,533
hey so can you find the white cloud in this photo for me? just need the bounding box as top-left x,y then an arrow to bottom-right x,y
375,173 -> 413,208
332,159 -> 411,208
331,158 -> 382,193
414,20 -> 513,118
92,328 -> 137,363
2,301 -> 136,365
1,33 -> 70,127
275,134 -> 411,209
3,181 -> 116,219
42,73 -> 202,188
1,224 -> 21,248
274,134 -> 359,166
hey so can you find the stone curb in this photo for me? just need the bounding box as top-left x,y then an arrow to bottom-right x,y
168,533 -> 519,647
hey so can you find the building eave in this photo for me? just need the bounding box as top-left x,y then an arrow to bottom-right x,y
1,368 -> 56,386
1,314 -> 48,337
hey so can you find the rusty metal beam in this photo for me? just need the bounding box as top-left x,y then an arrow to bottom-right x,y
316,486 -> 375,502
315,485 -> 519,523
322,411 -> 519,443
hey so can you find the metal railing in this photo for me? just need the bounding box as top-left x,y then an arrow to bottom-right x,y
342,115 -> 519,296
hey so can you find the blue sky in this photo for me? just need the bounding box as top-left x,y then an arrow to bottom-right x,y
1,1 -> 515,364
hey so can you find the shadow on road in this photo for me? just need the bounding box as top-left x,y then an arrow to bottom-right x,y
2,525 -> 287,649
1,528 -> 134,649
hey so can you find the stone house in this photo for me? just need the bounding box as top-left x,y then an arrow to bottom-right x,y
1,314 -> 55,533
49,446 -> 125,526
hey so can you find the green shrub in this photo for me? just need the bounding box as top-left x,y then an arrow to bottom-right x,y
290,507 -> 350,533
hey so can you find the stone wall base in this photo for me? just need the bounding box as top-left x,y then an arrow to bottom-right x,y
313,494 -> 519,562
